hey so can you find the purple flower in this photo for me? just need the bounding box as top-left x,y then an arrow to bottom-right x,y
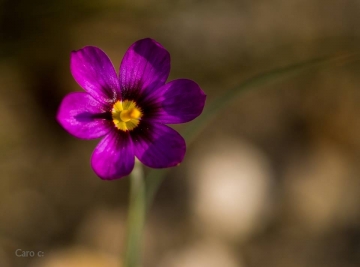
57,38 -> 206,180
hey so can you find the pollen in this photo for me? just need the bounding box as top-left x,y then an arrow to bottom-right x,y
111,100 -> 143,131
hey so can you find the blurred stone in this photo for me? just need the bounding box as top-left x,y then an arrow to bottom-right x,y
189,137 -> 273,242
158,239 -> 242,267
30,247 -> 118,267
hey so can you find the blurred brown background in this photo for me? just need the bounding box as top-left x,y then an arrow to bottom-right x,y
1,0 -> 360,266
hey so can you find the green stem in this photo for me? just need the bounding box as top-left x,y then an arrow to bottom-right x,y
123,161 -> 146,267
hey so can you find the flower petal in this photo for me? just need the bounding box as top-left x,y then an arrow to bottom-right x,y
149,79 -> 206,124
71,46 -> 120,104
57,92 -> 112,139
91,130 -> 134,180
132,122 -> 186,168
119,38 -> 170,99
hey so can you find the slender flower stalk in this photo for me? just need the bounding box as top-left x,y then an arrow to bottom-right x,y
124,161 -> 146,267
57,38 -> 206,267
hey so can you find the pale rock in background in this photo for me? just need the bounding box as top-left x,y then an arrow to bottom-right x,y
189,137 -> 273,243
158,239 -> 243,267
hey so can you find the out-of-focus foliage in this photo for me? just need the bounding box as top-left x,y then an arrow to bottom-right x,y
1,0 -> 360,266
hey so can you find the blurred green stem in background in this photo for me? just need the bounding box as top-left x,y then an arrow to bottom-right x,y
123,52 -> 358,267
144,51 -> 358,208
124,160 -> 145,267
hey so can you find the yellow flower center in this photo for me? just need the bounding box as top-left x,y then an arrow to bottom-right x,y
111,100 -> 143,131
